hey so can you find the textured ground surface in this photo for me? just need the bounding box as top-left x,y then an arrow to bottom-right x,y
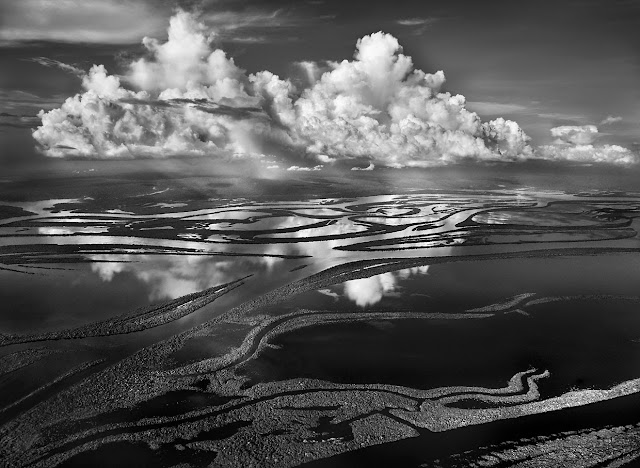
1,179 -> 640,467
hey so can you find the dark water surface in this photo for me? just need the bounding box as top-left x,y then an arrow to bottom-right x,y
2,164 -> 640,467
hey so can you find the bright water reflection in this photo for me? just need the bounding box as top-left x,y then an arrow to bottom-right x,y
2,188 -> 640,467
342,266 -> 430,307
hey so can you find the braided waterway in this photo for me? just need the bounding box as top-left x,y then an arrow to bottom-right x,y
1,183 -> 640,467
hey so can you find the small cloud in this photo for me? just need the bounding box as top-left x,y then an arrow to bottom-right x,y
225,36 -> 268,44
550,125 -> 598,145
25,57 -> 85,77
351,163 -> 375,171
396,17 -> 436,26
600,115 -> 623,125
316,154 -> 336,164
467,101 -> 529,115
286,165 -> 323,171
395,17 -> 437,35
535,111 -> 585,121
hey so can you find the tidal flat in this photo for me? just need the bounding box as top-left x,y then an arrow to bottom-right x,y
1,166 -> 640,467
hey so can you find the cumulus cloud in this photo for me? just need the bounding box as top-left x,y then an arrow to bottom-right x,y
351,163 -> 375,171
600,115 -> 623,125
32,11 -> 299,159
128,13 -> 246,100
33,10 -> 536,166
537,124 -> 637,165
293,32 -> 532,166
550,125 -> 599,145
538,143 -> 637,165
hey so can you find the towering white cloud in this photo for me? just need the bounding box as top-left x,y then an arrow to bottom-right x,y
33,63 -> 245,158
129,12 -> 250,102
292,32 -> 532,166
33,10 -> 536,166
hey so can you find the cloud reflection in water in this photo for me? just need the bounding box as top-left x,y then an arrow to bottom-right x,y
343,266 -> 430,307
90,254 -> 275,300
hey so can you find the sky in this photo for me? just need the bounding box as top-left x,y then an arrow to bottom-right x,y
0,0 -> 638,169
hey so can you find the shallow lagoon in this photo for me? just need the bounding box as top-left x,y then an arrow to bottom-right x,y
2,165 -> 640,467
